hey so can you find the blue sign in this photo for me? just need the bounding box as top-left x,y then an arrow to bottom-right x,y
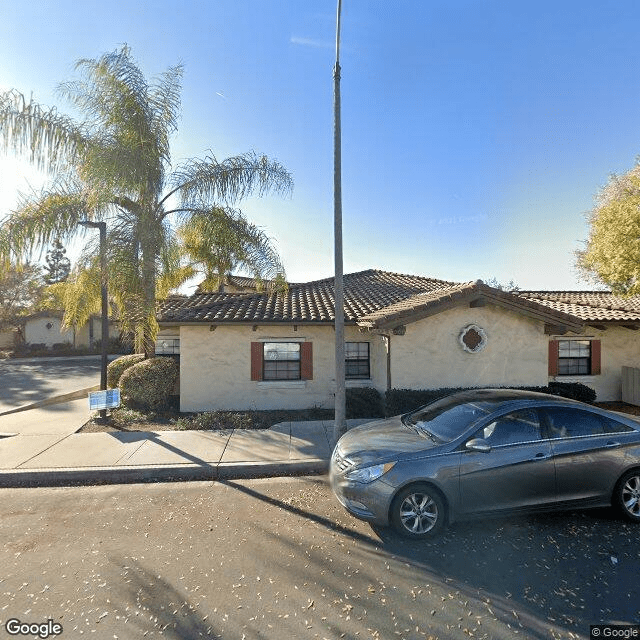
88,389 -> 121,411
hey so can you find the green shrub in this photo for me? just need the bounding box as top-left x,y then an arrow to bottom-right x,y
547,381 -> 596,403
119,356 -> 179,411
346,387 -> 384,418
385,383 -> 597,417
107,353 -> 145,388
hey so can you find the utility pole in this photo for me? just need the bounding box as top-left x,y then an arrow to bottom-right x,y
79,220 -> 109,423
333,0 -> 347,443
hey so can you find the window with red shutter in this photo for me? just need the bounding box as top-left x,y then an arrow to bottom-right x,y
552,339 -> 601,376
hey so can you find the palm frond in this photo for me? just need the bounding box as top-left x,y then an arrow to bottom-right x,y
0,89 -> 87,173
166,151 -> 293,210
177,207 -> 286,290
0,183 -> 89,260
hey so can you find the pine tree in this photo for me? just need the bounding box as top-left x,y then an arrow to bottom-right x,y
43,239 -> 71,284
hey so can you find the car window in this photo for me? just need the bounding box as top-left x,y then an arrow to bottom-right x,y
477,409 -> 542,447
601,416 -> 635,434
543,407 -> 611,438
407,399 -> 499,442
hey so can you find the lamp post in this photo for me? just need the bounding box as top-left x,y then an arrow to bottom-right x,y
333,0 -> 347,443
79,220 -> 108,422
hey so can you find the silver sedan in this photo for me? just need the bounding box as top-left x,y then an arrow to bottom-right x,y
330,389 -> 640,538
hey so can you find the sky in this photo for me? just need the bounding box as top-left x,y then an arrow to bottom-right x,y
2,0 -> 640,292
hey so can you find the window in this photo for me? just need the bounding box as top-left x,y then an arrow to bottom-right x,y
549,339 -> 601,376
251,341 -> 313,381
542,407 -> 634,438
155,337 -> 180,355
558,340 -> 590,375
263,342 -> 301,380
478,409 -> 542,446
346,342 -> 370,379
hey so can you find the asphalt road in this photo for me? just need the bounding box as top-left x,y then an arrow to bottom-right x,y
0,358 -> 101,412
1,476 -> 638,639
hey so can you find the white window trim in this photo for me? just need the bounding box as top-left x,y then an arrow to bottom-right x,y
257,381 -> 307,389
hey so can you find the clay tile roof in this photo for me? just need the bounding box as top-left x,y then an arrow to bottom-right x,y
159,271 -> 634,329
516,291 -> 640,323
157,269 -> 457,324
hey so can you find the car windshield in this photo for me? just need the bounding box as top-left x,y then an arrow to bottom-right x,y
403,396 -> 500,442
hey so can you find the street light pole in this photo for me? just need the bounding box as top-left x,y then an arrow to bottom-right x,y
79,220 -> 108,422
333,0 -> 347,443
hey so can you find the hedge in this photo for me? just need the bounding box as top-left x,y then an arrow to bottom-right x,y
118,356 -> 179,411
384,382 -> 596,416
107,353 -> 145,388
346,387 -> 385,419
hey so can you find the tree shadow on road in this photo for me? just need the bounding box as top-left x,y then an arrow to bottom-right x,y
221,476 -> 640,637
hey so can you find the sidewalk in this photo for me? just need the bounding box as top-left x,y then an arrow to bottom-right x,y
0,397 -> 370,487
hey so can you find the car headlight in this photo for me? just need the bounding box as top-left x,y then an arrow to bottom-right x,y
344,462 -> 396,484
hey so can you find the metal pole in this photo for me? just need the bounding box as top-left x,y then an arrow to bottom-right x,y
333,0 -> 347,443
80,220 -> 109,422
98,221 -> 108,423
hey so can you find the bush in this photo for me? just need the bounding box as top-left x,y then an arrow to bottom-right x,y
119,356 -> 179,411
107,353 -> 145,388
384,383 -> 597,416
94,336 -> 133,355
547,381 -> 596,403
345,387 -> 384,418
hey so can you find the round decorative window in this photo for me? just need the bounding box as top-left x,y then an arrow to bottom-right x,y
459,324 -> 487,354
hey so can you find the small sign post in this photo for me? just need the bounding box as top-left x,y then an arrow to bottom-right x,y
88,389 -> 121,412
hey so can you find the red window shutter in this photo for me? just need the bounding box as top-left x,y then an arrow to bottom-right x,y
300,342 -> 313,380
548,341 -> 559,376
591,340 -> 601,375
250,342 -> 263,381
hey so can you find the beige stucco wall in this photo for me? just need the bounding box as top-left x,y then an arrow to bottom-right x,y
24,317 -> 74,346
25,316 -> 119,348
74,318 -> 120,348
389,305 -> 549,390
549,326 -> 640,402
180,324 -> 387,412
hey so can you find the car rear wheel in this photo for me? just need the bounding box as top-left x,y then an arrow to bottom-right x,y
614,470 -> 640,522
390,484 -> 445,538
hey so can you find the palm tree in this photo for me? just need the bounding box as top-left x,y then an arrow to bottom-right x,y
178,207 -> 286,293
0,45 -> 292,356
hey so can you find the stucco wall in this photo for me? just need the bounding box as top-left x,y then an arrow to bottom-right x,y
74,318 -> 120,348
24,317 -> 74,346
389,305 -> 549,390
550,326 -> 640,401
180,324 -> 387,412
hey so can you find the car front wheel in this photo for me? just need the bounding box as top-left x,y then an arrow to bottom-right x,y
390,484 -> 445,538
615,470 -> 640,522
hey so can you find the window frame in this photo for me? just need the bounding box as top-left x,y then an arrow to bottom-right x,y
549,339 -> 601,376
557,339 -> 591,376
345,341 -> 370,380
262,342 -> 301,381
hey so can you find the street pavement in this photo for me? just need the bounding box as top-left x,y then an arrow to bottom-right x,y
0,363 -> 368,486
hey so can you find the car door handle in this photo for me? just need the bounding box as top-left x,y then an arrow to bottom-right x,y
532,452 -> 550,461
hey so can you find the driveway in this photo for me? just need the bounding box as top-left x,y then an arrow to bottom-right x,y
0,356 -> 112,436
0,356 -> 103,413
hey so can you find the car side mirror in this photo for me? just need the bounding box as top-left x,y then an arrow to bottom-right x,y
466,438 -> 491,453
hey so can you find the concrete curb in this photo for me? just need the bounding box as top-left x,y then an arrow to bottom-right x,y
0,459 -> 329,488
0,385 -> 99,417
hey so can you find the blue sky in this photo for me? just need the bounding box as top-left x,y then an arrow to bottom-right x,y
2,1 -> 640,291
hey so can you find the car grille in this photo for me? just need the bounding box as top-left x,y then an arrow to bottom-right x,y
332,449 -> 354,473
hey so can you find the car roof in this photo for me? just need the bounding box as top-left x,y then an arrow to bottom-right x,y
446,388 -> 581,404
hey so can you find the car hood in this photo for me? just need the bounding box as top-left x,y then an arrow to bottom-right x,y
335,416 -> 440,466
